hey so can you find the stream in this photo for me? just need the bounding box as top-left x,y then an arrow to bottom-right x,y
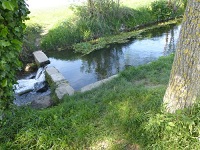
46,24 -> 181,91
14,24 -> 181,106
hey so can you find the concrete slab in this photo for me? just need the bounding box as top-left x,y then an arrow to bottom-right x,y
46,66 -> 66,83
33,50 -> 50,67
55,82 -> 75,100
81,74 -> 118,92
46,66 -> 59,75
50,73 -> 65,83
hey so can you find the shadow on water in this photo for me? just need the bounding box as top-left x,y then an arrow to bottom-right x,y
46,24 -> 181,90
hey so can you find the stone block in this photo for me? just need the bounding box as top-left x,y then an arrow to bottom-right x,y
45,66 -> 66,84
50,73 -> 65,83
55,82 -> 75,100
33,50 -> 50,67
46,66 -> 59,75
81,74 -> 118,92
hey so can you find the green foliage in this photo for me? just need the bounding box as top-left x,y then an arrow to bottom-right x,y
41,0 -> 136,51
41,1 -> 152,51
143,103 -> 200,149
0,0 -> 29,110
151,0 -> 185,22
151,0 -> 173,21
41,20 -> 83,51
73,0 -> 134,37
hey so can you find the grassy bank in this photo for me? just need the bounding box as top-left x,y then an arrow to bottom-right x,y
1,54 -> 200,149
22,0 -> 186,55
40,0 -> 186,52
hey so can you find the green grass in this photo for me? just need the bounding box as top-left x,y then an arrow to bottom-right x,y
1,54 -> 200,149
26,7 -> 74,32
40,0 -> 185,52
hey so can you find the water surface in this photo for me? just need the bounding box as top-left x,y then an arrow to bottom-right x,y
46,24 -> 181,90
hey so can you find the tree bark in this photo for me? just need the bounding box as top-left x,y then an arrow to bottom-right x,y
163,0 -> 200,113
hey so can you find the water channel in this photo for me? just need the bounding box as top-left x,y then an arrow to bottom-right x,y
46,24 -> 181,91
14,24 -> 181,106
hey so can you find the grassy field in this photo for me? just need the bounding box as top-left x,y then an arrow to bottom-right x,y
1,54 -> 200,149
26,7 -> 74,33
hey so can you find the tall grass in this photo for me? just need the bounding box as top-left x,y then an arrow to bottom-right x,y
1,54 -> 200,149
20,24 -> 43,64
41,0 -> 185,51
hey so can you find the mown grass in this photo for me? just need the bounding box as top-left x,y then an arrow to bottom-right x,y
26,7 -> 74,32
1,54 -> 200,149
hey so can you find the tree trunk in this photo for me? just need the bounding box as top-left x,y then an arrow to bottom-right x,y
163,0 -> 200,113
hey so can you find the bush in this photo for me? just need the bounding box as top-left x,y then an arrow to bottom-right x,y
151,0 -> 186,22
151,0 -> 174,21
0,0 -> 29,110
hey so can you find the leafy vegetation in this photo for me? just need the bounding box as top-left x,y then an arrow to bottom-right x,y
41,0 -> 186,52
0,0 -> 29,110
1,54 -> 199,149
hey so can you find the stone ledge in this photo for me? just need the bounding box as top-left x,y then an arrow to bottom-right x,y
46,66 -> 59,75
55,82 -> 75,100
45,66 -> 75,101
81,74 -> 118,92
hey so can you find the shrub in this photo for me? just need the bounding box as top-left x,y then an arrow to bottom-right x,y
151,0 -> 174,21
41,20 -> 83,50
151,0 -> 186,22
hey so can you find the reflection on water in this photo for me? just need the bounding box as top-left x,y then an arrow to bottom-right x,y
46,24 -> 181,90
